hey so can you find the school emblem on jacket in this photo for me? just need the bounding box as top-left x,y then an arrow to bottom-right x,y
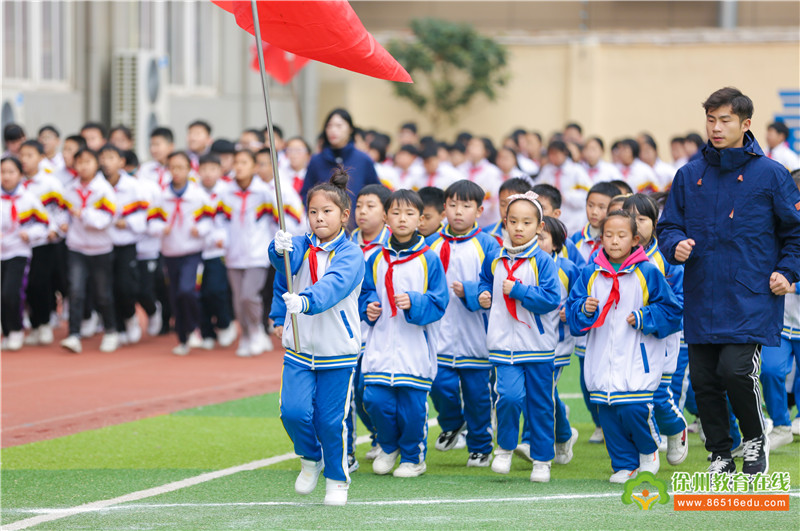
621,472 -> 670,510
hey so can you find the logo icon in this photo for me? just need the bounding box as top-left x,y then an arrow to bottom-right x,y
622,472 -> 671,510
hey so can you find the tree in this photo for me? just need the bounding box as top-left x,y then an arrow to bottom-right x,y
387,18 -> 510,131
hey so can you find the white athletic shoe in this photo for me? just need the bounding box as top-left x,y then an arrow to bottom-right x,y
60,335 -> 82,354
792,417 -> 800,436
295,459 -> 323,494
99,333 -> 119,353
39,324 -> 55,343
172,343 -> 190,356
187,330 -> 204,349
589,426 -> 604,444
610,469 -> 638,484
80,312 -> 99,338
201,338 -> 215,350
372,449 -> 400,475
393,461 -> 426,478
216,323 -> 237,348
250,328 -> 272,356
514,443 -> 533,463
6,331 -> 24,351
454,431 -> 467,450
554,428 -> 579,465
639,451 -> 660,475
235,337 -> 251,358
323,478 -> 348,506
147,302 -> 162,337
764,418 -> 774,436
23,327 -> 40,346
768,425 -> 794,450
125,316 -> 142,344
466,452 -> 491,467
530,460 -> 551,483
491,448 -> 513,474
658,437 -> 668,453
118,332 -> 130,346
667,428 -> 689,465
1,336 -> 7,350
365,444 -> 382,461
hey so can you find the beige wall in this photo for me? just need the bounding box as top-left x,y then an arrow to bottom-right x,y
316,38 -> 800,160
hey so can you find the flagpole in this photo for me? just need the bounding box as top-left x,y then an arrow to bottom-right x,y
250,0 -> 301,352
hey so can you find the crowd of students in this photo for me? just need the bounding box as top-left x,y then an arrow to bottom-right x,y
1,114 -> 798,506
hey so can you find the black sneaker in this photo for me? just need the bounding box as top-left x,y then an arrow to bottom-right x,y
707,455 -> 736,474
347,453 -> 359,473
466,452 -> 491,467
435,422 -> 467,452
741,434 -> 769,475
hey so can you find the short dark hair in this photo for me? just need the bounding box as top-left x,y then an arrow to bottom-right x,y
256,146 -> 272,158
768,122 -> 790,140
586,136 -> 605,151
620,138 -> 640,159
622,193 -> 660,229
385,189 -> 423,215
243,128 -> 266,144
400,122 -> 418,134
357,184 -> 391,208
420,145 -> 438,160
368,138 -> 388,162
64,135 -> 87,149
236,148 -> 257,163
532,183 -> 562,210
20,139 -> 44,154
444,179 -> 484,206
541,216 -> 568,254
601,210 -> 638,238
418,186 -> 445,213
167,151 -> 192,166
397,144 -> 420,158
702,87 -> 753,122
670,136 -> 685,145
81,121 -> 107,138
189,120 -> 212,135
74,148 -> 99,164
151,127 -> 174,143
286,136 -> 311,153
499,177 -> 532,196
547,140 -> 569,155
38,124 -> 59,137
456,131 -> 472,146
588,182 -> 621,201
3,123 -> 25,142
639,133 -> 657,151
124,150 -> 139,168
1,156 -> 23,173
210,139 -> 236,154
685,133 -> 704,148
110,125 -> 133,141
98,143 -> 124,158
565,122 -> 583,135
199,153 -> 221,166
609,180 -> 634,195
449,142 -> 466,154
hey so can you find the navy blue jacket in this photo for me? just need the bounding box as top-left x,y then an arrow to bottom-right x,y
657,131 -> 800,346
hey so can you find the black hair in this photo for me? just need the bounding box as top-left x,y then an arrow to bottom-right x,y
702,87 -> 753,121
418,186 -> 445,213
322,108 -> 355,147
565,122 -> 583,135
497,146 -> 520,169
151,127 -> 174,143
601,210 -> 638,238
419,135 -> 436,149
444,179 -> 484,206
547,139 -> 569,155
449,142 -> 466,154
243,128 -> 266,144
74,148 -> 99,164
510,128 -> 527,146
532,183 -> 562,210
255,146 -> 272,158
286,136 -> 311,153
189,120 -> 212,135
307,165 -> 351,212
110,125 -> 133,140
236,148 -> 257,163
685,133 -> 704,148
20,140 -> 44,155
609,179 -> 634,195
210,139 -> 236,154
456,131 -> 472,146
400,122 -> 418,134
368,138 -> 388,162
124,150 -> 139,168
98,143 -> 124,158
499,177 -> 532,196
38,124 -> 59,138
199,153 -> 221,166
768,122 -> 790,140
357,183 -> 392,208
1,156 -> 23,173
397,144 -> 420,158
639,133 -> 657,151
270,124 -> 284,139
588,181 -> 621,201
650,190 -> 670,210
622,193 -> 660,231
607,194 -> 631,213
791,168 -> 800,186
481,137 -> 497,165
670,136 -> 685,145
620,138 -> 640,159
167,151 -> 192,166
586,136 -> 605,151
420,145 -> 439,160
507,195 -> 542,224
530,131 -> 543,143
541,216 -> 568,254
3,123 -> 25,142
384,189 -> 423,215
80,121 -> 107,138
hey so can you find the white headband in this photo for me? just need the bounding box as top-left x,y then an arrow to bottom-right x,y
506,191 -> 543,221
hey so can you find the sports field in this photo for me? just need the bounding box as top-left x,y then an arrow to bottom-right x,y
2,360 -> 798,530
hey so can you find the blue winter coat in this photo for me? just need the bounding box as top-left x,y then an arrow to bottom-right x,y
656,131 -> 800,346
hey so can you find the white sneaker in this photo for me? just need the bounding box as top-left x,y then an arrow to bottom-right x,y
125,316 -> 142,344
295,459 -> 323,494
639,451 -> 660,475
323,478 -> 348,506
667,428 -> 689,465
6,331 -> 24,351
393,461 -> 427,478
658,437 -> 668,453
99,333 -> 119,353
1,336 -> 7,350
147,302 -> 162,337
792,417 -> 800,436
235,336 -> 251,357
60,335 -> 82,354
172,343 -> 190,356
466,452 -> 491,467
365,444 -> 381,461
187,330 -> 204,349
372,449 -> 400,475
250,328 -> 272,356
118,332 -> 129,346
768,424 -> 794,450
514,443 -> 533,463
764,417 -> 774,436
589,426 -> 604,444
454,431 -> 467,450
80,312 -> 99,338
491,448 -> 513,474
554,427 -> 579,465
23,327 -> 40,346
201,338 -> 215,350
216,323 -> 237,347
610,469 -> 638,484
530,460 -> 551,483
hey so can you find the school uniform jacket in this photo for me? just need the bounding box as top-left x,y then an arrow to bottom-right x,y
62,175 -> 117,256
137,160 -> 171,190
410,164 -> 461,192
566,247 -> 682,405
783,286 -> 800,341
643,239 -> 684,376
427,223 -> 500,368
135,177 -> 164,261
219,178 -> 276,269
476,240 -> 561,364
570,223 -> 602,264
582,160 -> 623,184
22,170 -> 67,244
201,180 -> 230,260
766,142 -> 800,172
350,225 -> 392,352
264,177 -> 305,236
552,253 -> 580,368
457,159 -> 504,226
147,182 -> 213,257
536,161 -> 592,235
108,172 -> 148,247
269,229 -> 365,368
359,234 -> 448,390
617,159 -> 661,194
1,186 -> 49,259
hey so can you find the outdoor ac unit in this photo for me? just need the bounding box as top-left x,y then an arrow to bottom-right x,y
1,92 -> 26,131
111,50 -> 168,159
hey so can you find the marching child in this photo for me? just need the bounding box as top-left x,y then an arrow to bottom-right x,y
476,191 -> 561,482
417,186 -> 446,238
417,145 -> 461,191
269,169 -> 365,506
486,178 -> 532,244
567,210 -> 681,483
279,136 -> 312,194
138,128 -> 175,190
59,149 -> 118,353
536,140 -> 592,235
427,180 -> 500,465
147,152 -> 214,355
570,182 -> 620,264
360,189 -> 448,477
1,157 -> 49,350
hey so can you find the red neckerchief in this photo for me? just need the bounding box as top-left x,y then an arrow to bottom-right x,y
2,192 -> 18,225
581,247 -> 648,332
292,173 -> 303,194
307,244 -> 323,284
502,257 -> 530,327
438,226 -> 480,273
382,245 -> 429,317
234,188 -> 250,223
76,184 -> 92,209
554,167 -> 562,190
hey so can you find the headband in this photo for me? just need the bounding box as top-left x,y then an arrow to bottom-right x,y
506,190 -> 543,221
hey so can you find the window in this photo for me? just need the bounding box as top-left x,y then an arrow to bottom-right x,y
162,0 -> 217,92
2,0 -> 70,86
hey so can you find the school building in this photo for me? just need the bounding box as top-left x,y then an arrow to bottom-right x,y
2,1 -> 798,156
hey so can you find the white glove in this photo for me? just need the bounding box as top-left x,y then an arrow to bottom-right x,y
283,292 -> 305,314
274,230 -> 294,254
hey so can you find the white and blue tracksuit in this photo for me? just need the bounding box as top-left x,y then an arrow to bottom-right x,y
359,234 -> 448,464
761,285 -> 800,427
268,228 -> 364,484
475,239 -> 561,460
567,247 -> 682,472
427,224 -> 500,454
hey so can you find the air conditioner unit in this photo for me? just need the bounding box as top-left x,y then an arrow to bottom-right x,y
1,92 -> 26,131
111,50 -> 169,159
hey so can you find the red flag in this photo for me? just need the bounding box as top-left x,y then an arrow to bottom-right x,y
213,0 -> 412,83
250,42 -> 310,84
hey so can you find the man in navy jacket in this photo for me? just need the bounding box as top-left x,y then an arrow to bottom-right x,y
658,87 -> 800,476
